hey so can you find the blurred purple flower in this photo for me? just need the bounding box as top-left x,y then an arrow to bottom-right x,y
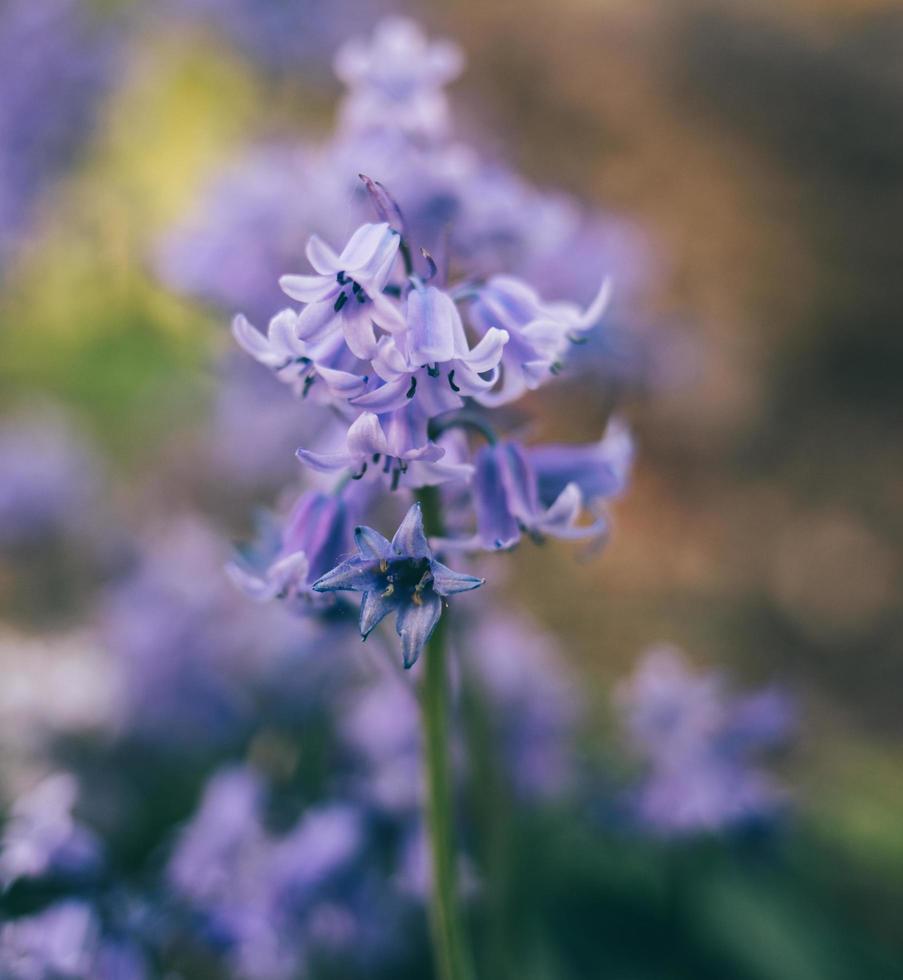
0,773 -> 102,888
0,0 -> 116,271
0,409 -> 101,552
0,900 -> 148,980
313,503 -> 484,668
335,16 -> 463,138
168,765 -> 367,980
103,518 -> 335,747
616,647 -> 794,836
462,612 -> 584,800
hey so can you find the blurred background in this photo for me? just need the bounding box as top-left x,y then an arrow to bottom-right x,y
0,0 -> 901,977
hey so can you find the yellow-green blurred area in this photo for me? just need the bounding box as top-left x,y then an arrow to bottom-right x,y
1,0 -> 901,972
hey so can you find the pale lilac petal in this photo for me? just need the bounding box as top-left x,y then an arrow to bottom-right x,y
295,300 -> 337,342
350,377 -> 412,413
295,448 -> 356,473
305,234 -> 342,275
232,315 -> 275,365
396,592 -> 442,668
280,274 -> 339,304
315,365 -> 369,399
407,285 -> 460,365
345,412 -> 390,458
369,290 -> 407,333
340,306 -> 378,360
458,327 -> 508,373
534,483 -> 603,540
403,458 -> 474,488
391,504 -> 430,557
573,277 -> 612,331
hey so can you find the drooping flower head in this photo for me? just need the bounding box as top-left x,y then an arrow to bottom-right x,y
313,503 -> 483,667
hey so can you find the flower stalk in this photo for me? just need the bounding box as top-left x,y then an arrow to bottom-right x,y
417,485 -> 474,980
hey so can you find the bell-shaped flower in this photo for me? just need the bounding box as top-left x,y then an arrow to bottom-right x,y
227,491 -> 352,608
465,274 -> 611,405
334,17 -> 463,138
526,416 -> 634,507
232,309 -> 370,402
444,440 -> 606,552
296,411 -> 472,490
312,503 -> 483,667
280,223 -> 405,361
349,283 -> 508,416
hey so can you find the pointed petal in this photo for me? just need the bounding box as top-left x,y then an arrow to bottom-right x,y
396,592 -> 442,668
402,457 -> 475,488
429,560 -> 484,596
575,277 -> 612,331
359,590 -> 397,637
312,557 -> 381,593
341,305 -> 378,360
346,412 -> 390,458
459,327 -> 508,373
354,525 -> 392,559
295,300 -> 337,342
280,274 -> 338,304
391,503 -> 430,558
296,447 -> 356,473
232,315 -> 275,365
369,290 -> 407,333
535,483 -> 607,540
350,376 -> 412,413
305,234 -> 342,275
316,365 -> 369,398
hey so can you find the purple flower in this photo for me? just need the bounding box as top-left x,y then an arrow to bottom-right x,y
227,490 -> 354,608
280,222 -> 405,361
526,416 -> 634,507
0,773 -> 102,888
313,503 -> 483,667
296,411 -> 473,491
447,440 -> 605,552
616,647 -> 794,836
350,282 -> 509,413
464,274 -> 611,405
168,766 -> 367,980
335,17 -> 463,138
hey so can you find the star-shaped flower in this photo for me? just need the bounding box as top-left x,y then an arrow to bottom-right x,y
312,503 -> 483,667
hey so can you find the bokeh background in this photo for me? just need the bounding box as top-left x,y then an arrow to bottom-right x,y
1,0 -> 901,977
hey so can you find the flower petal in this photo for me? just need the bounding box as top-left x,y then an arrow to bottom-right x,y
458,327 -> 508,373
350,377 -> 412,413
346,412 -> 391,458
295,300 -> 337,342
340,305 -> 378,360
232,314 -> 275,365
312,557 -> 381,593
429,560 -> 484,596
498,442 -> 541,525
391,503 -> 431,558
407,285 -> 462,365
359,590 -> 397,637
295,447 -> 356,473
396,592 -> 442,669
473,445 -> 520,550
305,233 -> 342,275
280,274 -> 338,304
354,525 -> 393,559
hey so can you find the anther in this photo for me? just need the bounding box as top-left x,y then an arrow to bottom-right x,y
448,370 -> 460,392
406,376 -> 417,399
351,461 -> 368,480
334,291 -> 348,312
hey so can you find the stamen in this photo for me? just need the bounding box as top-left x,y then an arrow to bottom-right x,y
390,467 -> 402,491
379,559 -> 389,574
302,375 -> 316,398
351,461 -> 368,480
336,271 -> 348,285
334,291 -> 348,312
549,361 -> 563,375
448,370 -> 460,392
381,583 -> 395,598
427,363 -> 440,378
406,376 -> 417,399
372,453 -> 381,464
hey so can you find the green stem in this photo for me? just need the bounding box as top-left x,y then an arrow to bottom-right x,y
416,486 -> 474,980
